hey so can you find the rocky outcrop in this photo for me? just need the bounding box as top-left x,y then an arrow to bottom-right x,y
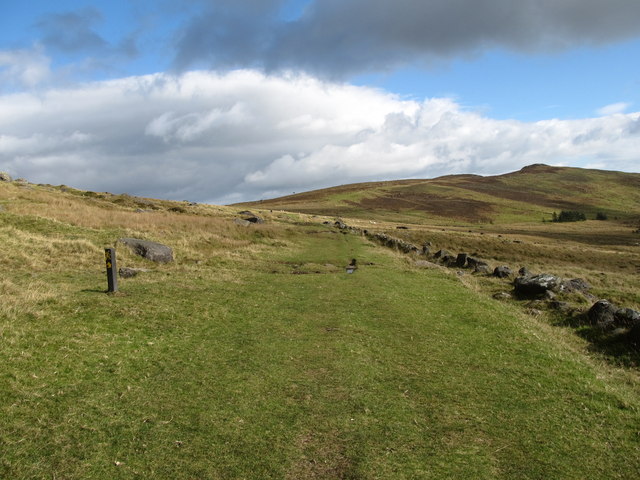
118,238 -> 174,263
0,172 -> 12,182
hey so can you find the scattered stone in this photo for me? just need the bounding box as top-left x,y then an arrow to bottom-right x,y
518,267 -> 531,277
442,254 -> 457,267
493,292 -> 512,300
238,210 -> 254,216
493,266 -> 512,278
544,290 -> 557,300
588,300 -> 618,329
414,260 -> 439,268
618,308 -> 640,326
514,273 -> 561,296
0,172 -> 12,182
118,267 -> 149,278
474,264 -> 492,275
433,249 -> 451,259
563,278 -> 591,293
422,244 -> 431,255
243,216 -> 264,224
334,220 -> 348,229
466,256 -> 484,269
455,253 -> 468,268
234,218 -> 252,227
587,301 -> 640,330
118,238 -> 174,263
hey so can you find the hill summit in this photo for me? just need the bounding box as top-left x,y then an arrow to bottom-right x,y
238,164 -> 640,224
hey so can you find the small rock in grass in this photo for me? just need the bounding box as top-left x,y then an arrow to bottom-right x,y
493,266 -> 512,278
493,292 -> 512,300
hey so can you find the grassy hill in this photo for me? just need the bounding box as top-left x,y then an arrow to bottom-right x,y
238,164 -> 640,224
1,179 -> 640,479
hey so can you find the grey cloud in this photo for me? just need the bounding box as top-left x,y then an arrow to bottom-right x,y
34,7 -> 139,64
173,0 -> 640,76
35,8 -> 109,54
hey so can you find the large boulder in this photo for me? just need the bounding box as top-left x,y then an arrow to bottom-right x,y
587,300 -> 640,329
514,273 -> 561,296
0,172 -> 12,182
118,238 -> 174,263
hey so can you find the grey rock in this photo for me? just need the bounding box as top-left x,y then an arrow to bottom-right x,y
433,249 -> 451,259
587,300 -> 618,329
0,172 -> 12,182
334,220 -> 348,229
474,264 -> 492,275
518,266 -> 531,277
514,273 -> 561,296
234,218 -> 252,227
493,292 -> 512,300
563,278 -> 591,293
466,256 -> 484,269
243,216 -> 264,224
441,254 -> 457,266
617,308 -> 640,326
118,267 -> 149,278
455,253 -> 468,268
493,266 -> 513,278
118,238 -> 174,263
588,302 -> 640,330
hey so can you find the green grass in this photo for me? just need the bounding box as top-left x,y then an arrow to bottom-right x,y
2,222 -> 640,478
2,180 -> 640,478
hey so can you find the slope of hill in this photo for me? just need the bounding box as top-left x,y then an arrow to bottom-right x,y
1,178 -> 640,479
238,164 -> 640,224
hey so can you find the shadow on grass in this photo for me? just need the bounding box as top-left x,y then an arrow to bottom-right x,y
553,311 -> 640,368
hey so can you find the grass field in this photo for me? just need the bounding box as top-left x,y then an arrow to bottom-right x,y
1,179 -> 640,479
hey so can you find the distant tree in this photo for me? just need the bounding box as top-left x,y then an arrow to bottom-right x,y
552,210 -> 586,222
596,211 -> 608,220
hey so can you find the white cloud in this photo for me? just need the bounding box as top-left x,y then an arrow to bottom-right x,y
597,102 -> 630,116
0,69 -> 638,203
0,48 -> 52,90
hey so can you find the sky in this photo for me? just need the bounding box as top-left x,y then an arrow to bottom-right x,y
1,0 -> 639,204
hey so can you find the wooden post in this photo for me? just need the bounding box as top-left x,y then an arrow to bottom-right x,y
105,247 -> 118,293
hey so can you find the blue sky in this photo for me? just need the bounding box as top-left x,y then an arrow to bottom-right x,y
1,0 -> 639,202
